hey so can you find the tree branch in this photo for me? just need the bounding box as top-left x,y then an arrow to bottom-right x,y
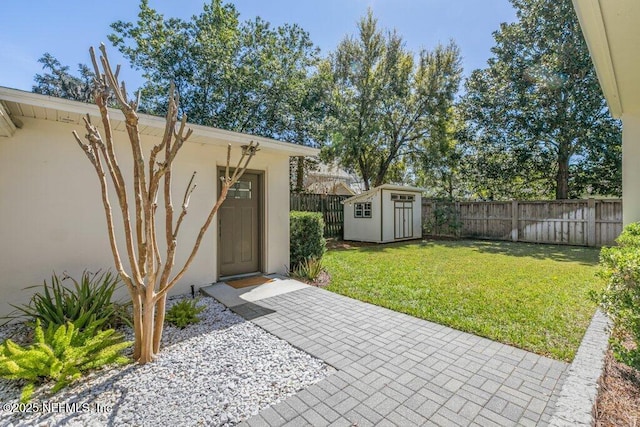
159,141 -> 259,299
72,129 -> 134,292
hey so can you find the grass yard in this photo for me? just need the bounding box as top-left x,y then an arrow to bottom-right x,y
324,239 -> 603,362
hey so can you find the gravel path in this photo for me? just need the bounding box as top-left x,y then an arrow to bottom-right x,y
0,295 -> 331,426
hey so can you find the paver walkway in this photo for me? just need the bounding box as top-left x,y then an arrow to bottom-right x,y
227,287 -> 567,426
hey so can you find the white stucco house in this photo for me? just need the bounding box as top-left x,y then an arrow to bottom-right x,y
0,87 -> 318,317
342,184 -> 424,243
572,0 -> 640,225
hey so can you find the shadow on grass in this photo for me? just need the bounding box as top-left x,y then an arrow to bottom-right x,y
329,238 -> 601,265
462,239 -> 601,265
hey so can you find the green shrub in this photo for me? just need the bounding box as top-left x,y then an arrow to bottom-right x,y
0,319 -> 131,403
289,257 -> 325,281
424,203 -> 462,237
7,270 -> 130,331
595,222 -> 640,369
165,299 -> 205,328
290,211 -> 326,267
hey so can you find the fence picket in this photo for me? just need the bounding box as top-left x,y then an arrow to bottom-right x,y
422,199 -> 622,247
290,193 -> 349,238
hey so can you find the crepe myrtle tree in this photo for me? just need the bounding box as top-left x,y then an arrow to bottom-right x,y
72,45 -> 258,364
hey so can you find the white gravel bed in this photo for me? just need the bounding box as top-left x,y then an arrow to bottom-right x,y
0,295 -> 331,426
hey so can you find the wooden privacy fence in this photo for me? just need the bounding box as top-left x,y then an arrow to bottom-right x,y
422,199 -> 622,247
290,193 -> 349,238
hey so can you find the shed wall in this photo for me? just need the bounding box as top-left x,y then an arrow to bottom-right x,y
343,193 -> 382,242
381,189 -> 423,242
343,187 -> 423,243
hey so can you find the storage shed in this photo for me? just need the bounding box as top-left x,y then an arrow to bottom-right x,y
342,184 -> 424,243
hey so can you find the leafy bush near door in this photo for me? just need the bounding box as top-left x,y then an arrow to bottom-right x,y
290,211 -> 326,267
595,222 -> 640,369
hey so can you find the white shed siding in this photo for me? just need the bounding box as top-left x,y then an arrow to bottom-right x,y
343,185 -> 423,243
381,189 -> 422,242
343,193 -> 382,242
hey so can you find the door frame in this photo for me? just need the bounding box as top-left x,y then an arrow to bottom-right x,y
394,200 -> 414,240
216,167 -> 265,280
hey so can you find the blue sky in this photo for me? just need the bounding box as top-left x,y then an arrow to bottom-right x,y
0,0 -> 516,92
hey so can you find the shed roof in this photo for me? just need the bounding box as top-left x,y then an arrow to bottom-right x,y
342,184 -> 426,204
0,87 -> 319,157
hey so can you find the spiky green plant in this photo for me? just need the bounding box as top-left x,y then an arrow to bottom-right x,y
165,299 -> 205,329
0,319 -> 132,403
6,270 -> 131,331
289,257 -> 325,281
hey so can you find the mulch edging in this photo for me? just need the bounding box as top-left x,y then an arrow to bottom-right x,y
594,351 -> 640,426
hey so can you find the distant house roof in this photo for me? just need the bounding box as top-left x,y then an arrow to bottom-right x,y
0,87 -> 319,157
305,161 -> 364,195
310,162 -> 355,179
306,181 -> 356,196
342,184 -> 426,204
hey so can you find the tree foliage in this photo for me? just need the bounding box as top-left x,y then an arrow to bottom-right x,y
323,10 -> 462,190
32,53 -> 95,103
459,0 -> 621,200
108,0 -> 328,143
414,106 -> 468,200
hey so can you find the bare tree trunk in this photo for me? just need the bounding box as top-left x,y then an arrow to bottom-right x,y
152,295 -> 166,354
358,157 -> 371,191
295,156 -> 305,192
131,291 -> 143,360
140,292 -> 156,363
556,144 -> 570,200
73,44 -> 259,364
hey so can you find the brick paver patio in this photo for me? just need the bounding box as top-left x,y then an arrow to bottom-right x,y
231,287 -> 567,426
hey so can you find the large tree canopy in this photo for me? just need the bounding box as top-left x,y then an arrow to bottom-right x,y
32,53 -> 94,103
414,106 -> 470,200
108,0 -> 328,145
459,0 -> 621,200
323,11 -> 462,190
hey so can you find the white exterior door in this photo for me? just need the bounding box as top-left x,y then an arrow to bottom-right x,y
394,201 -> 413,239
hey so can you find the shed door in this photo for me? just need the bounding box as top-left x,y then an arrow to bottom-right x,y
394,201 -> 413,239
219,173 -> 260,277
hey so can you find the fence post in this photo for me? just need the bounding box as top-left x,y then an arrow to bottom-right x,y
511,201 -> 519,242
455,201 -> 461,237
587,198 -> 596,247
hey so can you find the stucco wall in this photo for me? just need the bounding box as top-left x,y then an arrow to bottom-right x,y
623,114 -> 640,225
0,117 -> 290,317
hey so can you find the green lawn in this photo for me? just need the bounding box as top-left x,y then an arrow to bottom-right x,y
324,239 -> 603,361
